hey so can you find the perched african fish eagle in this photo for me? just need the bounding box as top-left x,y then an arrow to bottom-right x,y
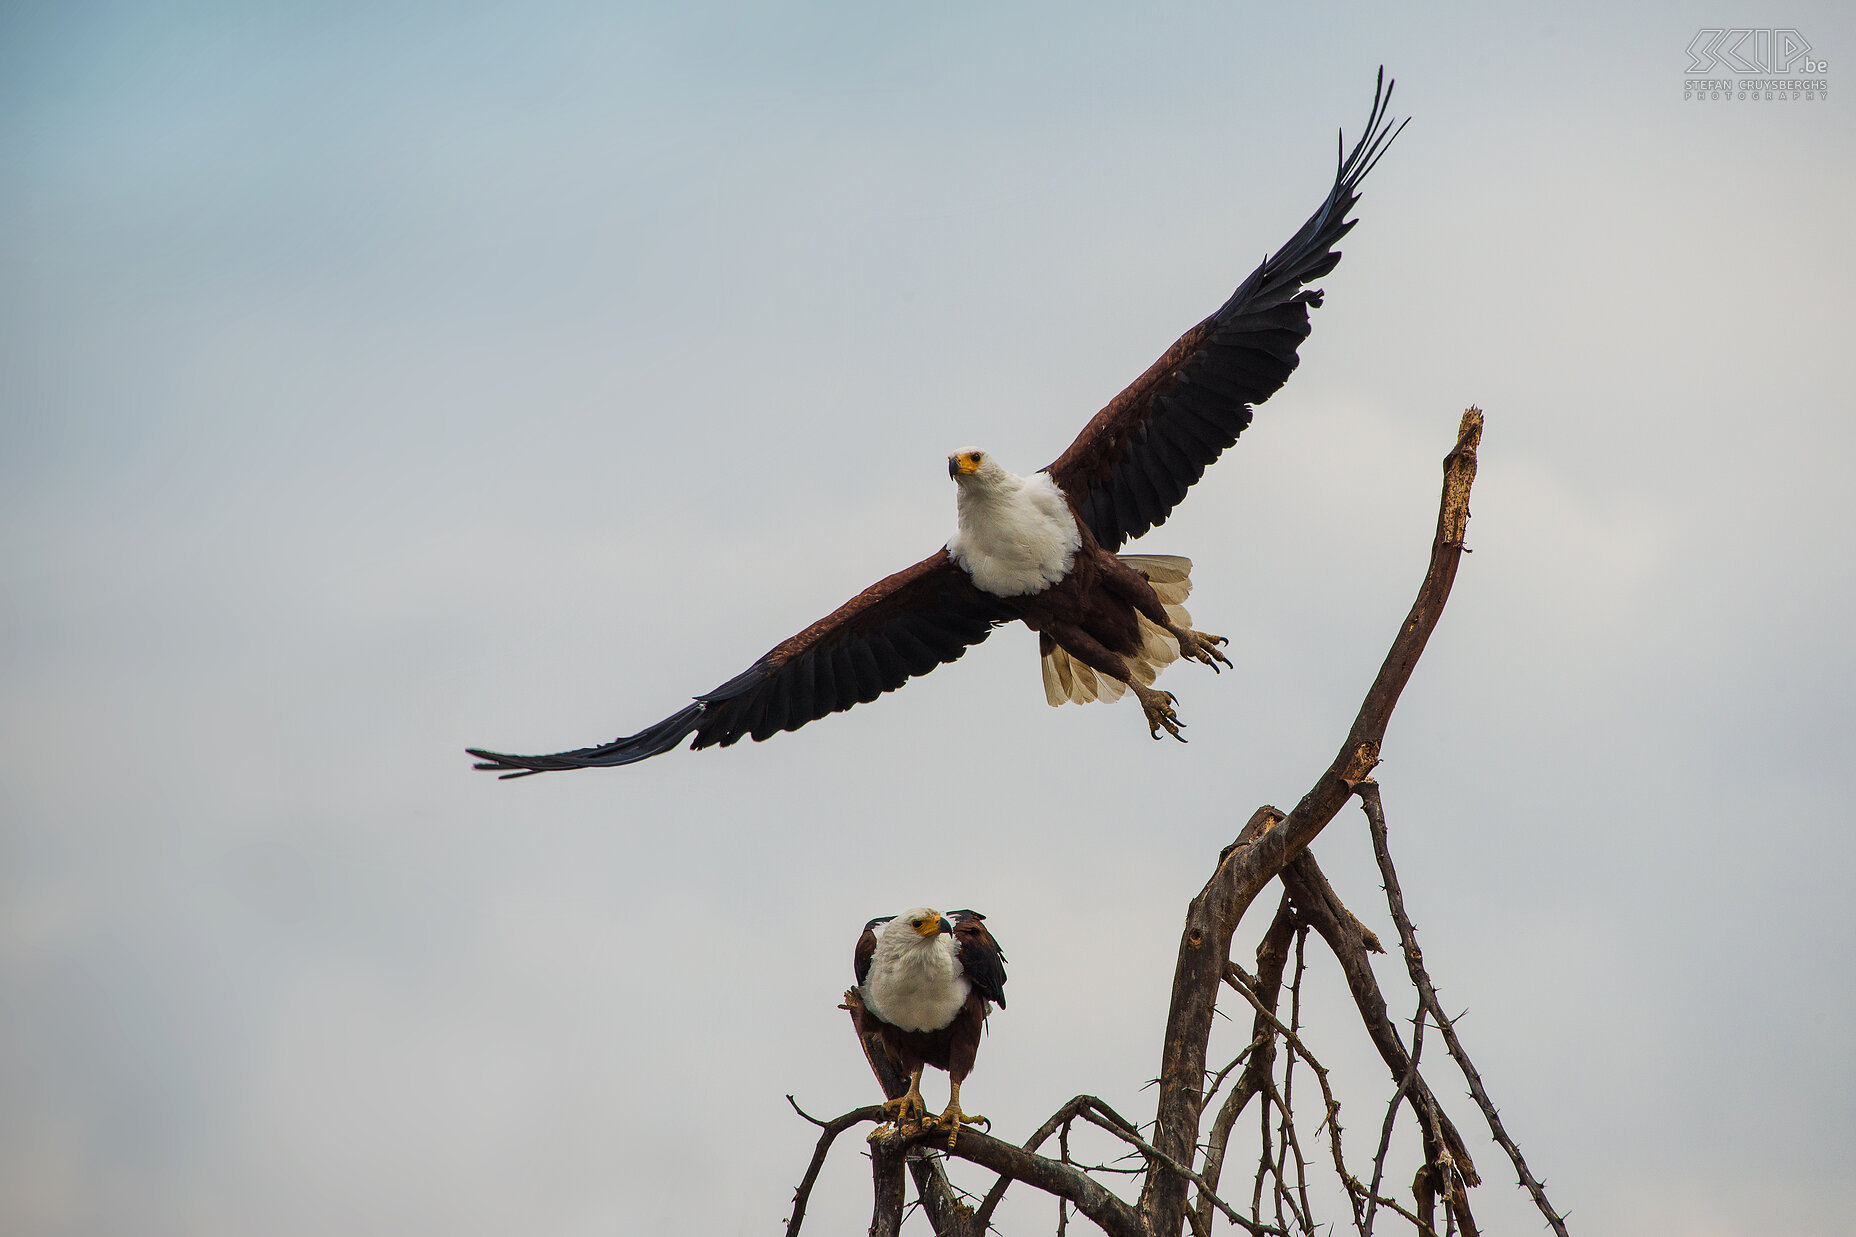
468,74 -> 1404,777
852,908 -> 1007,1146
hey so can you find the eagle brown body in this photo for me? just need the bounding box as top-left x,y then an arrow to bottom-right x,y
469,74 -> 1404,776
1012,515 -> 1176,690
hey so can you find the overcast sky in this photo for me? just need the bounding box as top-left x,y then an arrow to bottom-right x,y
3,3 -> 1853,1234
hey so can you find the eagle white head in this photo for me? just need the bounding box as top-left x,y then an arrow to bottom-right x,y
883,907 -> 952,945
948,448 -> 1013,488
945,448 -> 1082,597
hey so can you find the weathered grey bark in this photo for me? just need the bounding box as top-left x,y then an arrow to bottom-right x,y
869,1134 -> 908,1237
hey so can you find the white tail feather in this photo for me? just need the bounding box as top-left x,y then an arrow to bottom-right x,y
1043,646 -> 1079,705
1119,554 -> 1194,606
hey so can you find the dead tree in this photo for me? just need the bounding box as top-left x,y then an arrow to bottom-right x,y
785,410 -> 1568,1236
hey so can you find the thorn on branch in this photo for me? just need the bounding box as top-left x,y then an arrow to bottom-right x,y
1356,777 -> 1569,1236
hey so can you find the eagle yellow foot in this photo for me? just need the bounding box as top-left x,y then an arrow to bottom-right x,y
1175,628 -> 1233,672
932,1103 -> 986,1148
1133,684 -> 1186,743
867,1081 -> 928,1140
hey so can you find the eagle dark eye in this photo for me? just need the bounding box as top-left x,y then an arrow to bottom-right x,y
911,918 -> 924,928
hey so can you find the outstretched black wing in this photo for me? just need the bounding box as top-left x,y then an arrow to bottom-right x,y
1046,70 -> 1405,552
469,551 -> 1011,777
948,909 -> 1008,1009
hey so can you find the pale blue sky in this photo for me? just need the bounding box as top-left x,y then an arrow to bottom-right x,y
4,3 -> 1853,1234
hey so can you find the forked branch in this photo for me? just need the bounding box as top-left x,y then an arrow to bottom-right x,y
1142,408 -> 1483,1235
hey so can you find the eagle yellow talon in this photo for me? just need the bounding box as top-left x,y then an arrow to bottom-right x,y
933,1082 -> 984,1148
1134,685 -> 1187,743
875,1069 -> 928,1136
935,1108 -> 984,1148
1176,628 -> 1233,672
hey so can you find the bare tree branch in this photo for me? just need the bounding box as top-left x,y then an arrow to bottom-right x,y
1223,960 -> 1377,1237
1282,851 -> 1480,1187
887,1121 -> 1147,1237
1364,1001 -> 1424,1235
1196,894 -> 1297,1233
1058,1120 -> 1072,1237
871,1133 -> 908,1237
971,1095 -> 1097,1233
1357,780 -> 1571,1236
783,1098 -> 886,1237
1278,929 -> 1314,1231
1057,1101 -> 1286,1237
1143,408 -> 1483,1236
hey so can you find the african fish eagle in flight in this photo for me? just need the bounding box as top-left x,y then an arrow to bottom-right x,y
469,74 -> 1403,777
852,908 -> 1008,1147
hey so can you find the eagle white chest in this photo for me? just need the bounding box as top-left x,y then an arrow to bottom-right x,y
862,933 -> 971,1033
948,469 -> 1082,598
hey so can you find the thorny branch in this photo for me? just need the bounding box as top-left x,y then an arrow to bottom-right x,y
1358,779 -> 1572,1237
1196,895 -> 1296,1235
1364,1000 -> 1425,1235
783,1095 -> 886,1237
781,410 -> 1566,1236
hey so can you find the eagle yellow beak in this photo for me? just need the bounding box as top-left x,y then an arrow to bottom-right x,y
949,453 -> 981,477
914,913 -> 946,937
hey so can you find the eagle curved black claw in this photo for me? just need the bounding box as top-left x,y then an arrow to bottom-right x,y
1134,685 -> 1187,743
1178,628 -> 1233,673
